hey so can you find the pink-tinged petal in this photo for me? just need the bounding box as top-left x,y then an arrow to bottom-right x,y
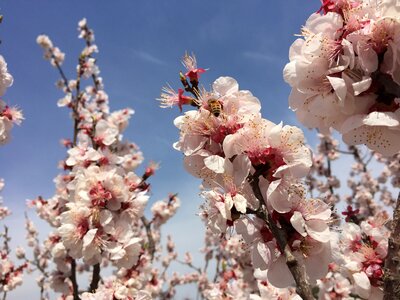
305,12 -> 343,39
252,242 -> 271,270
183,155 -> 206,178
303,242 -> 331,282
233,194 -> 247,214
327,76 -> 346,104
305,219 -> 330,242
290,211 -> 307,237
380,0 -> 400,18
83,228 -> 98,248
224,194 -> 234,211
340,115 -> 364,134
232,155 -> 251,186
267,255 -> 294,288
305,198 -> 331,220
179,135 -> 207,156
109,245 -> 125,260
358,41 -> 378,73
267,122 -> 283,148
283,61 -> 298,86
212,76 -> 239,96
288,88 -> 307,111
223,133 -> 242,159
215,201 -> 230,220
237,92 -> 262,116
288,38 -> 304,60
342,38 -> 355,69
353,272 -> 371,299
342,125 -> 400,156
204,155 -> 225,174
267,180 -> 292,213
308,93 -> 340,115
352,77 -> 372,96
99,210 -> 113,226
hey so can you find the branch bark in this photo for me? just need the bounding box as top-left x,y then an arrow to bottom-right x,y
383,192 -> 400,300
89,263 -> 101,292
69,259 -> 80,300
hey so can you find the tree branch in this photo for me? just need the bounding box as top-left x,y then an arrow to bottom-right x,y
69,259 -> 80,300
89,263 -> 100,292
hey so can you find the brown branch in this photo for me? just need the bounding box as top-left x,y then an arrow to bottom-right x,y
383,192 -> 400,300
249,175 -> 315,300
69,259 -> 80,300
50,52 -> 72,94
89,263 -> 100,292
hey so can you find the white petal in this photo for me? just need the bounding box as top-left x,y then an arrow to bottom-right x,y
204,155 -> 225,173
327,76 -> 346,104
212,76 -> 239,96
290,211 -> 307,237
233,194 -> 247,214
363,112 -> 400,127
353,272 -> 371,299
305,219 -> 330,242
83,229 -> 98,248
352,76 -> 372,96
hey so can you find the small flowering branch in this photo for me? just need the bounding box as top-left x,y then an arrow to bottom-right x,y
249,175 -> 315,300
1,225 -> 10,254
383,192 -> 400,300
160,52 -> 330,299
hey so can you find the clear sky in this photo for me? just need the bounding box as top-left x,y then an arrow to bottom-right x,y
0,1 -> 322,298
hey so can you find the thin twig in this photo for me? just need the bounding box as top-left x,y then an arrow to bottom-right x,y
69,259 -> 80,300
89,263 -> 101,292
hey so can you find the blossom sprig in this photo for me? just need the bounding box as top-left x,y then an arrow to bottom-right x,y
284,0 -> 400,157
0,55 -> 23,145
159,53 -> 332,299
0,18 -> 26,299
321,214 -> 390,299
32,19 -> 191,300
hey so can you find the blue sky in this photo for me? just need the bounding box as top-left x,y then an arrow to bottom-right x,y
0,1 -> 322,298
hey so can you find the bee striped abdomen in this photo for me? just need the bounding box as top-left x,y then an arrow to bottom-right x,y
207,98 -> 222,117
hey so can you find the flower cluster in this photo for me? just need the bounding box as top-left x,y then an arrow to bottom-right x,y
318,213 -> 389,299
0,20 -> 26,298
160,53 -> 333,297
284,0 -> 400,156
0,54 -> 23,145
28,19 -> 188,299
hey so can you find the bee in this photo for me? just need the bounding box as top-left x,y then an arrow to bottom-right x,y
207,98 -> 223,117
